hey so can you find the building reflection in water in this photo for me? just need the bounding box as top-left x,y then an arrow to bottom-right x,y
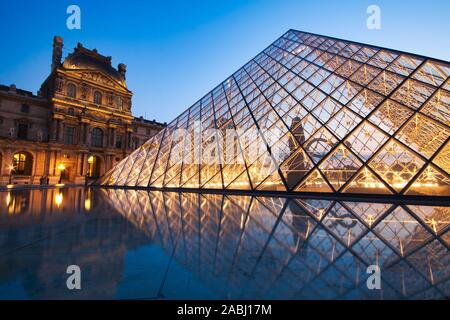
0,187 -> 449,299
103,188 -> 450,299
0,188 -> 151,299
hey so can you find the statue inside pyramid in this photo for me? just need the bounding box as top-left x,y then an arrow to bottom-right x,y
98,30 -> 450,197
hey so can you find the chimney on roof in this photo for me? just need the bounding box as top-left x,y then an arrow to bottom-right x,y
52,36 -> 63,71
118,63 -> 127,79
9,84 -> 16,93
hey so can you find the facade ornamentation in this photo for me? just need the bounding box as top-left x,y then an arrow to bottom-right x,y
0,36 -> 166,185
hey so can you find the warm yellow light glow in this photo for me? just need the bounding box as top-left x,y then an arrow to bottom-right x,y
6,184 -> 14,189
55,192 -> 63,207
84,199 -> 91,211
57,163 -> 66,171
88,156 -> 94,164
6,192 -> 11,206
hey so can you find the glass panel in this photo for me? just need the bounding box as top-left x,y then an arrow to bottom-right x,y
319,145 -> 363,191
294,169 -> 333,193
387,55 -> 423,77
280,147 -> 314,190
335,60 -> 362,78
352,47 -> 378,63
350,64 -> 382,86
369,100 -> 414,135
374,207 -> 432,256
412,61 -> 450,87
433,141 -> 450,175
367,50 -> 398,69
396,114 -> 449,159
322,203 -> 368,246
407,204 -> 450,233
420,89 -> 450,126
326,107 -> 362,140
391,79 -> 436,110
344,121 -> 389,161
406,165 -> 450,197
304,127 -> 338,164
343,167 -> 392,195
312,97 -> 343,124
347,89 -> 384,117
368,140 -> 425,192
368,71 -> 405,96
331,81 -> 362,105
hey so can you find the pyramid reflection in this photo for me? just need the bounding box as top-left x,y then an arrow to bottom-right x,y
103,189 -> 450,299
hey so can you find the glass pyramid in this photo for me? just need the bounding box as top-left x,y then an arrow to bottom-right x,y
99,30 -> 450,196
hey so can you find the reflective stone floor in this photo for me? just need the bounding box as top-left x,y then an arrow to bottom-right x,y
0,187 -> 449,300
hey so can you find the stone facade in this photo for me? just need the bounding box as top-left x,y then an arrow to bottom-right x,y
0,36 -> 165,185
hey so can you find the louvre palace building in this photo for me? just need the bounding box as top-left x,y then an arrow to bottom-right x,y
0,36 -> 165,185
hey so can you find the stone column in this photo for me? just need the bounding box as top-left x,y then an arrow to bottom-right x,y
78,153 -> 84,176
111,128 -> 116,148
84,153 -> 90,177
51,118 -> 58,141
85,123 -> 90,145
80,120 -> 90,145
57,121 -> 64,142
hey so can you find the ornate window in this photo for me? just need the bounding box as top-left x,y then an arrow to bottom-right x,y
91,128 -> 104,147
67,83 -> 77,98
17,123 -> 28,140
12,152 -> 33,175
64,126 -> 75,145
117,97 -> 124,110
94,91 -> 102,104
115,134 -> 123,149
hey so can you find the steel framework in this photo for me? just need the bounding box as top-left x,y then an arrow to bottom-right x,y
99,30 -> 450,197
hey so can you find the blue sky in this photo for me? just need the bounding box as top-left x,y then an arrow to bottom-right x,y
0,0 -> 449,122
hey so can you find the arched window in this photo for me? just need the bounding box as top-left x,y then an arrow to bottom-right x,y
12,152 -> 33,175
94,91 -> 102,104
91,128 -> 104,147
67,83 -> 76,98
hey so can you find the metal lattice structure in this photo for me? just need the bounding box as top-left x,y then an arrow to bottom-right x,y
99,30 -> 450,196
103,189 -> 450,299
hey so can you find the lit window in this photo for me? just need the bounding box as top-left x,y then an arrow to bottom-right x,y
12,152 -> 33,175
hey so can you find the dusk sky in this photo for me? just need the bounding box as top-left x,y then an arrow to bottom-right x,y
1,0 -> 449,122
